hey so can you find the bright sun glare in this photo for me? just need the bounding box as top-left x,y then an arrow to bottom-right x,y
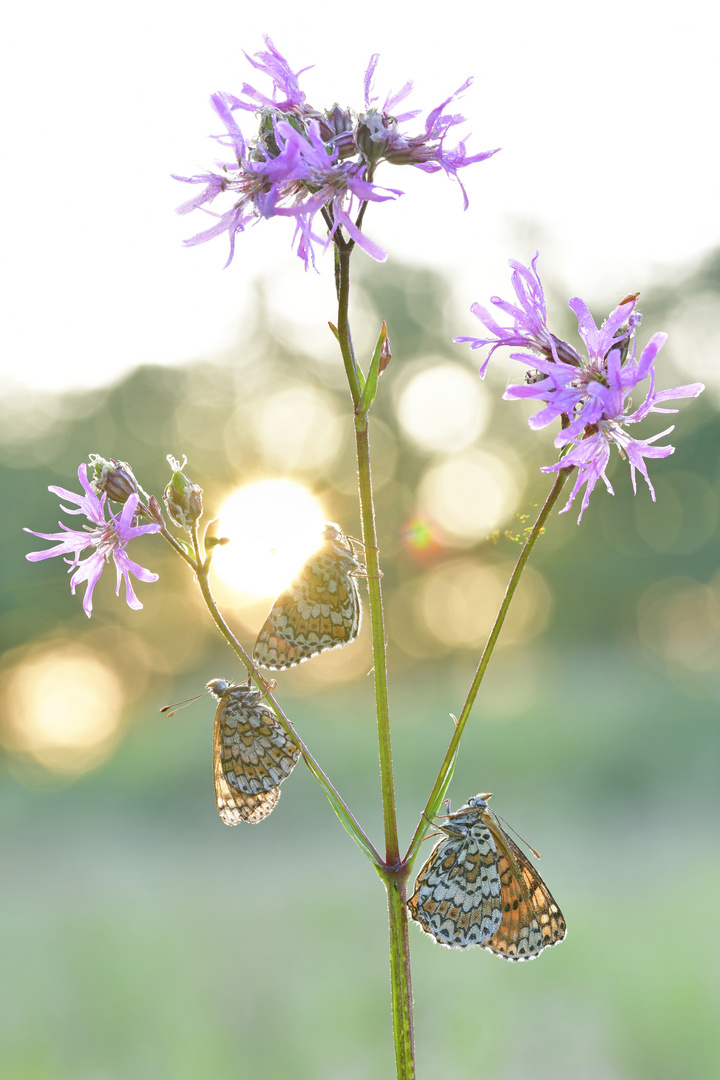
212,480 -> 326,596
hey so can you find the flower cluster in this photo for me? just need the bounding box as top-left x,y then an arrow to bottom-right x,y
455,255 -> 705,521
25,464 -> 160,616
175,36 -> 498,269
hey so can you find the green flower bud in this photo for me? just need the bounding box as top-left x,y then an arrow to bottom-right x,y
163,455 -> 203,531
355,110 -> 391,165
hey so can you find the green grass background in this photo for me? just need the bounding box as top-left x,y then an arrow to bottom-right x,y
3,650 -> 718,1080
2,256 -> 720,1078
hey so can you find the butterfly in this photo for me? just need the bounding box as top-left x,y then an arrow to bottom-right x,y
253,522 -> 362,670
407,793 -> 566,960
206,678 -> 300,825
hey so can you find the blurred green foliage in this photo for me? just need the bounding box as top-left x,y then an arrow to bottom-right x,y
2,253 -> 719,1078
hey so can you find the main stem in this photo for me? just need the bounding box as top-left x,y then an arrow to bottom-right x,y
335,240 -> 415,1079
354,426 -> 398,859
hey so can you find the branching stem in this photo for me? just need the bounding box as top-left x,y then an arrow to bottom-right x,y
405,467 -> 573,866
162,515 -> 382,867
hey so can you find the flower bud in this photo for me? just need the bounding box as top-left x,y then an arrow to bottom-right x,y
355,110 -> 392,165
256,106 -> 319,160
256,107 -> 288,159
379,334 -> 392,375
88,454 -> 140,504
205,534 -> 231,549
146,495 -> 166,526
382,131 -> 435,166
164,454 -> 203,531
608,297 -> 642,366
549,333 -> 584,368
320,106 -> 357,159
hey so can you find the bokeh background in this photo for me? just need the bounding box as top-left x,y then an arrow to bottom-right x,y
3,3 -> 720,1078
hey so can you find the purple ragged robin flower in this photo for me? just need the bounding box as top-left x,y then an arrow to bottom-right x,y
25,464 -> 161,617
269,120 -> 403,265
176,37 -> 498,269
232,35 -> 311,114
361,55 -> 500,208
453,253 -> 583,377
176,100 -> 401,268
455,255 -> 705,521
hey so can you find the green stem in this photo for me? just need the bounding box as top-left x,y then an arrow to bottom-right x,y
405,467 -> 573,865
179,532 -> 381,867
381,866 -> 416,1080
354,424 -> 398,858
136,499 -> 198,571
334,244 -> 363,405
356,416 -> 414,1078
334,236 -> 415,1080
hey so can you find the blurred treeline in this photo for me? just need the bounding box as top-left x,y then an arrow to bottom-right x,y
1,253 -> 719,1079
3,252 -> 720,703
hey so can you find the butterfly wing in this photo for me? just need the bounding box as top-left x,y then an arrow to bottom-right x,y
211,688 -> 299,826
253,551 -> 361,669
212,705 -> 281,825
483,823 -> 566,961
408,826 -> 504,948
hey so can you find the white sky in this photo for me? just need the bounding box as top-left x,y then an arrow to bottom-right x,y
3,0 -> 719,394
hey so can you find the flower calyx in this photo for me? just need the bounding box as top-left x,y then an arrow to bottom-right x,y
88,454 -> 146,505
164,455 -> 204,531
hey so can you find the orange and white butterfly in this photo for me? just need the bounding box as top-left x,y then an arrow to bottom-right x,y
207,678 -> 300,826
408,793 -> 566,961
253,522 -> 362,670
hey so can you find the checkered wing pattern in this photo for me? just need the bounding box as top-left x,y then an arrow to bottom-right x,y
208,678 -> 300,826
253,523 -> 362,670
408,793 -> 566,961
408,812 -> 503,947
482,826 -> 567,961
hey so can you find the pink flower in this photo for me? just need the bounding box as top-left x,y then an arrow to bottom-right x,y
456,255 -> 705,521
25,464 -> 160,617
176,38 -> 497,268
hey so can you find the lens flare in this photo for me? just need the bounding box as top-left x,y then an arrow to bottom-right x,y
2,645 -> 124,773
211,479 -> 327,596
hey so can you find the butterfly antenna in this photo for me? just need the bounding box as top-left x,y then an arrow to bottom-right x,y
492,809 -> 541,859
160,689 -> 212,717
